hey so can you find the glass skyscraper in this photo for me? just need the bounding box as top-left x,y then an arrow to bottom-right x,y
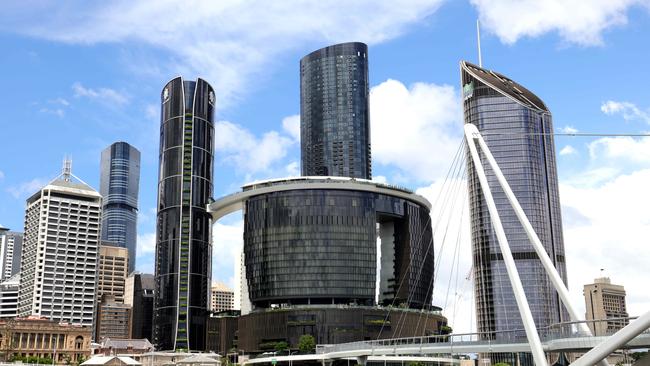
154,77 -> 214,351
461,61 -> 567,352
300,42 -> 371,179
100,141 -> 141,274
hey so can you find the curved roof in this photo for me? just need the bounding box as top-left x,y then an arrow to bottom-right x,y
301,42 -> 367,63
461,61 -> 548,112
207,176 -> 430,221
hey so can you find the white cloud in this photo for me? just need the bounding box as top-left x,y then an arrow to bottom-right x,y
212,220 -> 244,284
370,79 -> 462,182
588,136 -> 650,164
136,232 -> 156,257
559,125 -> 579,134
49,97 -> 70,106
39,108 -> 65,118
72,82 -> 129,105
0,171 -> 4,181
472,0 -> 647,46
284,161 -> 300,176
601,100 -> 650,123
560,169 -> 650,317
559,145 -> 577,156
6,178 -> 49,199
282,114 -> 301,142
2,1 -> 445,107
215,120 -> 294,176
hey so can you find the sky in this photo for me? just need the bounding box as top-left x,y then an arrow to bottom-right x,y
1,0 -> 649,333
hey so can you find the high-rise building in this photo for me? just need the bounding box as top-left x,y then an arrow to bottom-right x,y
300,42 -> 371,179
153,77 -> 215,351
461,61 -> 567,363
584,277 -> 628,336
100,142 -> 141,274
0,273 -> 19,318
210,282 -> 234,314
97,243 -> 129,303
0,228 -> 22,282
96,294 -> 132,340
125,272 -> 155,341
18,162 -> 101,327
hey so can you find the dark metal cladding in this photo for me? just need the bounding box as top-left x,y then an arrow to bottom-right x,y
154,77 -> 214,351
243,188 -> 434,310
300,42 -> 371,179
461,61 -> 567,364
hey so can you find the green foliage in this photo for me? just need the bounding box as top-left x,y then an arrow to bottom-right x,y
298,334 -> 316,352
77,354 -> 88,365
493,363 -> 510,366
274,341 -> 289,352
439,325 -> 453,334
9,355 -> 54,364
407,362 -> 425,366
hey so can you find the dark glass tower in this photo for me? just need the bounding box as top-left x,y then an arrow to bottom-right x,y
300,42 -> 371,179
100,141 -> 141,273
461,61 -> 567,356
154,77 -> 215,351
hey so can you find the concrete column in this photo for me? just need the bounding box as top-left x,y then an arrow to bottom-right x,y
378,222 -> 395,304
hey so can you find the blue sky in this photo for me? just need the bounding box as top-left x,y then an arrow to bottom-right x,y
1,1 -> 649,331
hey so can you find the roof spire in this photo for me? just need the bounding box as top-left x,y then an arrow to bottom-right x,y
476,19 -> 483,68
62,156 -> 72,182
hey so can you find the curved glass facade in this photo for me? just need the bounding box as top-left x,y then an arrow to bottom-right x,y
243,187 -> 434,310
300,42 -> 371,179
100,142 -> 140,273
154,77 -> 214,351
461,62 -> 567,343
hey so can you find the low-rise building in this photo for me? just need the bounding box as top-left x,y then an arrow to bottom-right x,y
92,338 -> 153,362
0,273 -> 19,318
0,316 -> 92,363
205,311 -> 238,355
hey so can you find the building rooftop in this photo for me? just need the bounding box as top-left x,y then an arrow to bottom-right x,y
211,282 -> 232,293
82,356 -> 141,366
99,338 -> 154,351
461,61 -> 549,113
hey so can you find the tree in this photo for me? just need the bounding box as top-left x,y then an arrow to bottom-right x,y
274,341 -> 289,352
493,363 -> 510,366
298,335 -> 316,353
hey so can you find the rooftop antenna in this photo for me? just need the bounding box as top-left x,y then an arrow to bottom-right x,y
62,156 -> 72,182
476,19 -> 483,67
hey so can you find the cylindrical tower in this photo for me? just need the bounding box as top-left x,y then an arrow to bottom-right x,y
300,42 -> 371,179
154,77 -> 215,351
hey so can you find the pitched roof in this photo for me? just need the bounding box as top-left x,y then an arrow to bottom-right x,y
176,354 -> 221,364
82,356 -> 141,366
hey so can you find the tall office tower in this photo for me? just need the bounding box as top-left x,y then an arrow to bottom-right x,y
0,228 -> 22,281
18,161 -> 101,326
300,42 -> 371,179
97,243 -> 129,303
584,277 -> 628,336
100,141 -> 141,274
210,282 -> 234,314
125,272 -> 154,340
153,77 -> 215,351
461,62 -> 567,363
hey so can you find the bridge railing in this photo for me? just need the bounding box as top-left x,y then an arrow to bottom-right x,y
317,317 -> 647,354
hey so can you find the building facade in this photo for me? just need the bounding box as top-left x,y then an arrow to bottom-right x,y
0,273 -> 19,318
210,283 -> 234,314
461,61 -> 567,364
0,229 -> 22,282
18,165 -> 101,327
300,42 -> 371,179
153,77 -> 215,351
208,176 -> 442,352
96,295 -> 132,340
98,244 -> 129,303
205,313 -> 238,355
584,277 -> 628,336
125,273 -> 154,341
0,317 -> 92,363
100,142 -> 141,274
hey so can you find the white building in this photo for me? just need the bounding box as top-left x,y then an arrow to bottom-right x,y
18,161 -> 101,327
0,228 -> 22,282
234,248 -> 251,315
0,272 -> 19,318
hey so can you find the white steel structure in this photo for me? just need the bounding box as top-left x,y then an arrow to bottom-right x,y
464,123 -> 650,365
18,161 -> 101,327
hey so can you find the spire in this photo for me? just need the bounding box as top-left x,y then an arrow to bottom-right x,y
62,156 -> 72,182
476,19 -> 483,67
